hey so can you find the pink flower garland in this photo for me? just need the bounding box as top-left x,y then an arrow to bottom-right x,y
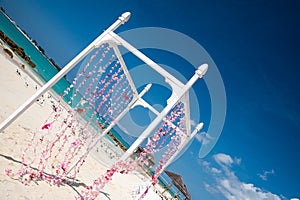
80,101 -> 186,200
5,44 -> 134,187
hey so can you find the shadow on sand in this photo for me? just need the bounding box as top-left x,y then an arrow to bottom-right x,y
0,153 -> 111,200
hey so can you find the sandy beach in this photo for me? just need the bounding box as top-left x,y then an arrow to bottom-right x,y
0,42 -> 170,199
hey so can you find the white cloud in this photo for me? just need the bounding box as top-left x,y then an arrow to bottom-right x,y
211,167 -> 222,174
201,153 -> 281,200
216,176 -> 281,200
234,157 -> 242,165
195,131 -> 214,145
213,153 -> 234,167
200,160 -> 221,174
202,160 -> 210,167
258,169 -> 275,181
204,182 -> 219,194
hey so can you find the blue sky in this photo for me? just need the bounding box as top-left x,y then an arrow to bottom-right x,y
1,1 -> 300,199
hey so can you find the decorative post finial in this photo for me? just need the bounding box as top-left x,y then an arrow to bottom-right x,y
196,122 -> 204,132
196,64 -> 208,78
119,12 -> 131,24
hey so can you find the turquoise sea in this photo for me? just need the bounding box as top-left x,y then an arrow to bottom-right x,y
0,10 -> 70,95
0,10 -> 129,149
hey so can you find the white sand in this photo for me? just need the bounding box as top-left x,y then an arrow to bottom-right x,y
0,44 -> 170,200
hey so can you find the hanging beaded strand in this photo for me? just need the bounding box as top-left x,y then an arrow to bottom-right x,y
72,57 -> 135,176
138,102 -> 186,199
79,101 -> 185,200
37,45 -> 111,178
6,44 -> 114,185
53,45 -> 128,177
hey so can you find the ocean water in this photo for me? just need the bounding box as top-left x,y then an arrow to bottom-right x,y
0,10 -> 129,149
0,11 -> 70,96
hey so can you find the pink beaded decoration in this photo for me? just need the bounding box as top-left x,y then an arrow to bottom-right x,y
5,43 -> 135,190
80,101 -> 187,200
